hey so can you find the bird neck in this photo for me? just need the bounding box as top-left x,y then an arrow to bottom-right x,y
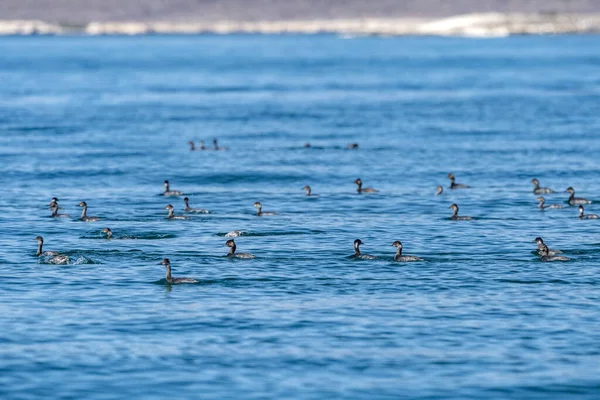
36,242 -> 43,256
80,205 -> 87,218
167,209 -> 174,218
229,243 -> 236,255
354,243 -> 361,255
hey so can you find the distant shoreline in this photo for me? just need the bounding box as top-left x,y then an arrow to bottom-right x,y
2,13 -> 600,37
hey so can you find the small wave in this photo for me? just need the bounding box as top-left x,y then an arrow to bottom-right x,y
80,233 -> 176,240
218,230 -> 248,237
152,278 -> 220,285
497,279 -> 572,285
72,256 -> 98,265
37,255 -> 98,265
217,230 -> 324,237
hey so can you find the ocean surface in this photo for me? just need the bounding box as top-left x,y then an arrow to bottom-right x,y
1,35 -> 599,399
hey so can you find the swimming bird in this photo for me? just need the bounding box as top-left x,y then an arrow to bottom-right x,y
77,201 -> 100,222
303,185 -> 319,197
578,205 -> 599,219
304,143 -> 311,148
448,173 -> 470,189
533,237 -> 562,256
435,186 -> 443,196
188,141 -> 196,151
565,187 -> 591,205
347,143 -> 359,149
350,239 -> 377,260
49,197 -> 62,209
537,196 -> 564,210
199,140 -> 207,150
225,239 -> 255,258
35,236 -> 69,264
49,201 -> 71,218
538,244 -> 570,262
165,204 -> 188,220
531,179 -> 553,194
391,241 -> 422,262
213,138 -> 228,151
102,228 -> 113,239
160,259 -> 198,284
354,178 -> 377,193
183,197 -> 209,213
163,180 -> 183,196
449,204 -> 472,220
253,202 -> 277,216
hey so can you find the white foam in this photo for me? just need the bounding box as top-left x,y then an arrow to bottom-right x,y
1,13 -> 600,36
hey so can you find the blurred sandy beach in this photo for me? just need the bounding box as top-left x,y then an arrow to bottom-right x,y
2,0 -> 600,35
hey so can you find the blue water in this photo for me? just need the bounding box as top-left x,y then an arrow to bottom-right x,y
1,35 -> 600,399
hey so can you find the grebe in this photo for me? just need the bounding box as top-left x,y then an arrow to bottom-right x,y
533,237 -> 562,256
531,179 -> 553,194
77,201 -> 100,222
188,141 -> 196,151
102,228 -> 113,239
448,173 -> 470,189
213,138 -> 228,151
163,180 -> 183,196
538,244 -> 570,262
354,178 -> 377,193
303,185 -> 319,197
347,143 -> 359,149
435,186 -> 443,196
49,197 -> 62,208
35,236 -> 69,264
578,205 -> 599,219
350,239 -> 377,260
165,204 -> 188,220
565,187 -> 591,205
225,239 -> 255,258
199,140 -> 207,150
183,197 -> 209,213
392,241 -> 422,262
304,143 -> 311,148
253,202 -> 277,216
449,204 -> 472,220
448,173 -> 471,189
160,259 -> 198,284
49,201 -> 71,218
537,196 -> 564,210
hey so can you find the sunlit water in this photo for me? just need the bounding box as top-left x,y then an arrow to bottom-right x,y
1,35 -> 600,399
